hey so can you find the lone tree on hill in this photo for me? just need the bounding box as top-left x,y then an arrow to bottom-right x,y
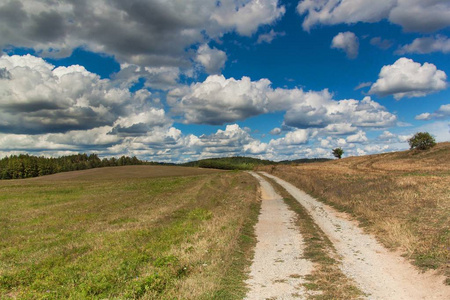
408,132 -> 436,150
332,147 -> 344,159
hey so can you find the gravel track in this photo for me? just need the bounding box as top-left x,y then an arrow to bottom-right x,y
245,172 -> 313,299
262,172 -> 450,300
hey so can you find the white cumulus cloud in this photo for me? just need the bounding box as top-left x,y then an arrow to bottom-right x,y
283,94 -> 397,129
0,54 -> 171,134
211,0 -> 285,36
389,0 -> 450,32
369,58 -> 447,99
269,127 -> 282,135
346,130 -> 368,143
324,123 -> 358,135
415,104 -> 450,121
168,75 -> 272,125
270,129 -> 310,146
331,32 -> 359,59
370,37 -> 393,50
113,64 -> 181,91
297,0 -> 450,33
187,124 -> 263,158
297,0 -> 396,32
257,29 -> 285,44
397,35 -> 450,54
378,131 -> 396,140
354,82 -> 372,91
168,75 -> 397,130
195,44 -> 227,74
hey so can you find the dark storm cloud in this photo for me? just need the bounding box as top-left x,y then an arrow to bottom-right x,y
113,0 -> 186,31
0,1 -> 27,28
0,106 -> 116,134
29,10 -> 66,42
0,100 -> 62,113
0,0 -> 284,67
110,123 -> 153,137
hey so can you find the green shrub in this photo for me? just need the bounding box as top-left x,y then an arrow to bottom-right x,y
332,148 -> 344,159
408,132 -> 436,150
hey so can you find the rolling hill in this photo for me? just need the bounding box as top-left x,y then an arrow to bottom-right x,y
259,142 -> 450,284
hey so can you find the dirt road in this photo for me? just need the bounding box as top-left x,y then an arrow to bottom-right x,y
245,172 -> 313,299
261,172 -> 450,300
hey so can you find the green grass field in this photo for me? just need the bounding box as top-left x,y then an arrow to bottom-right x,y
0,166 -> 260,299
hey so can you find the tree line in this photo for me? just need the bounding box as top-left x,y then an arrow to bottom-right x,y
0,153 -> 144,180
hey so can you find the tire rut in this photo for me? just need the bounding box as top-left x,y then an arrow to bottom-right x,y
245,172 -> 313,299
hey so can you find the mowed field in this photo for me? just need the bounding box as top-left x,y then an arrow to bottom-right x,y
259,142 -> 450,284
0,166 -> 260,299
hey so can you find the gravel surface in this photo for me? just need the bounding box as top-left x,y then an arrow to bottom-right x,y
262,172 -> 450,300
245,172 -> 313,300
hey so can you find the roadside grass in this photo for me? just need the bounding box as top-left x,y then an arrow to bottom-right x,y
263,176 -> 363,299
208,198 -> 260,299
0,166 -> 260,299
258,142 -> 450,283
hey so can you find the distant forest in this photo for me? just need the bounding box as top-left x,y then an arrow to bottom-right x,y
0,154 -> 145,180
0,153 -> 332,180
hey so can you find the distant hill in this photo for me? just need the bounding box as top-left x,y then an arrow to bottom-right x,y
278,158 -> 332,164
181,156 -> 273,170
181,156 -> 330,170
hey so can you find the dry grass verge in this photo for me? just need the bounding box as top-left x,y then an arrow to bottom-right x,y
0,166 -> 260,299
259,142 -> 450,284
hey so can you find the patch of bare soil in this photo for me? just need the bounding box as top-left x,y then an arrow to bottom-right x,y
245,172 -> 313,299
263,172 -> 450,300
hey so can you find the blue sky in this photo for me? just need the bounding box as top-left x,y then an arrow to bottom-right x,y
0,0 -> 449,162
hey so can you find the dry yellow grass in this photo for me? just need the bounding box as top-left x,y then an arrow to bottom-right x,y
259,142 -> 450,283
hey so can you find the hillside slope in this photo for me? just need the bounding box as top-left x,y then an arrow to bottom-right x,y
259,142 -> 450,284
